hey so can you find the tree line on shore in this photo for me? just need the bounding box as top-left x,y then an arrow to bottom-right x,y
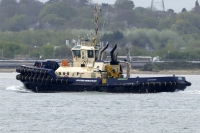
1,0 -> 200,60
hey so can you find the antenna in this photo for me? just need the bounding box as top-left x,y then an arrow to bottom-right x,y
151,0 -> 165,11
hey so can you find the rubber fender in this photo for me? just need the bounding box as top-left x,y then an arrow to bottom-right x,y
39,77 -> 43,83
16,68 -> 20,73
27,69 -> 32,74
41,77 -> 46,83
39,70 -> 43,75
60,79 -> 68,84
33,77 -> 38,82
56,78 -> 66,84
20,75 -> 25,81
31,69 -> 36,74
29,76 -> 33,82
45,77 -> 51,83
39,70 -> 44,75
35,69 -> 40,74
41,70 -> 47,75
24,68 -> 28,73
19,68 -> 25,74
35,76 -> 40,82
24,76 -> 29,81
50,78 -> 56,84
39,70 -> 46,75
185,81 -> 191,86
16,74 -> 21,80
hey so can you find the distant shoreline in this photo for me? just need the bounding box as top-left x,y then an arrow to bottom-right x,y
1,68 -> 200,75
0,68 -> 16,73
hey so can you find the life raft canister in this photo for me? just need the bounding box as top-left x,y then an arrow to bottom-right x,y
62,60 -> 68,67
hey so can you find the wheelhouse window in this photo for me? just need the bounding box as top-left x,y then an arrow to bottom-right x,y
72,50 -> 80,57
87,50 -> 94,58
95,50 -> 99,60
82,50 -> 85,59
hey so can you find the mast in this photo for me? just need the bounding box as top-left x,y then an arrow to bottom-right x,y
93,4 -> 101,46
126,47 -> 131,78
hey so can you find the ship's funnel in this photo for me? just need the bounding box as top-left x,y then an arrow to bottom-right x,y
98,43 -> 109,60
110,44 -> 117,62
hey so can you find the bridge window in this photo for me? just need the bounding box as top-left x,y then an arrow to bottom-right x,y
88,50 -> 94,58
95,50 -> 99,60
72,50 -> 80,57
82,50 -> 85,59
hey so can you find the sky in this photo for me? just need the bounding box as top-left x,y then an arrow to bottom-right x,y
39,0 -> 197,13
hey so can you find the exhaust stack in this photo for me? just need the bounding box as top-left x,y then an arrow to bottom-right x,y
98,43 -> 109,60
110,44 -> 117,62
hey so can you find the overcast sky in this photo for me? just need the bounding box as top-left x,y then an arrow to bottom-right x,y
39,0 -> 197,13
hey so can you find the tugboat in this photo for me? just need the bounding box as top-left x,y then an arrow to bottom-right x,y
16,5 -> 191,93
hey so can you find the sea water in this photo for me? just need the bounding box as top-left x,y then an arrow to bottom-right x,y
0,73 -> 199,133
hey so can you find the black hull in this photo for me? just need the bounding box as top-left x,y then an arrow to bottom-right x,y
23,82 -> 188,93
16,65 -> 191,93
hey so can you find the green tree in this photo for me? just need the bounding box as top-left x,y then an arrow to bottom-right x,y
69,17 -> 84,29
40,44 -> 54,58
29,49 -> 40,59
106,21 -> 125,31
114,0 -> 134,10
78,7 -> 93,19
130,30 -> 150,48
19,0 -> 32,4
0,41 -> 22,58
77,0 -> 91,7
101,30 -> 124,44
54,45 -> 71,58
194,0 -> 200,14
80,19 -> 94,29
39,2 -> 77,23
175,12 -> 200,35
158,18 -> 176,30
0,0 -> 18,18
43,14 -> 65,25
182,8 -> 187,12
62,0 -> 77,7
4,15 -> 27,31
141,16 -> 158,29
116,10 -> 139,27
17,0 -> 43,25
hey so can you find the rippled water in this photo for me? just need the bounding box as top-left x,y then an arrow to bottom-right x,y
0,73 -> 199,133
